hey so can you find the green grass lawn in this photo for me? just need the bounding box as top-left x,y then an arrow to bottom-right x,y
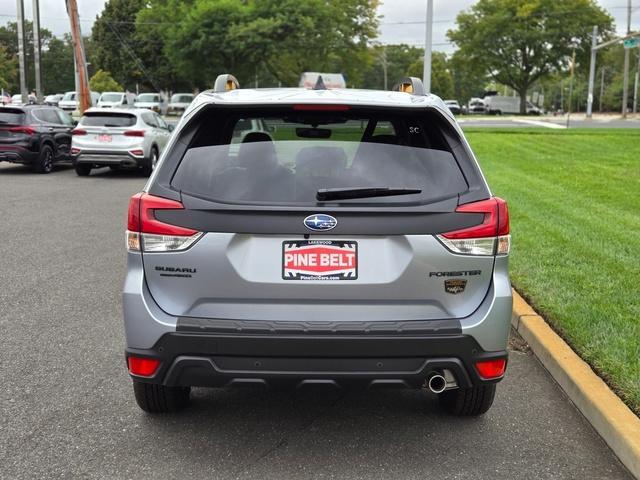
464,128 -> 640,415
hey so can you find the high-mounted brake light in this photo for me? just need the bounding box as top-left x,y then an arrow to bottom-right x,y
127,356 -> 160,377
437,197 -> 510,256
124,130 -> 145,137
292,104 -> 350,111
126,193 -> 202,252
475,358 -> 507,380
71,128 -> 87,136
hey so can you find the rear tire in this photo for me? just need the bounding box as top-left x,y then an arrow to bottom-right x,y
34,144 -> 54,174
75,163 -> 92,176
141,146 -> 159,176
438,384 -> 496,416
132,381 -> 190,413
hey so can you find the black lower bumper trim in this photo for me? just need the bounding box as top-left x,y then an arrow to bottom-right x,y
126,332 -> 507,389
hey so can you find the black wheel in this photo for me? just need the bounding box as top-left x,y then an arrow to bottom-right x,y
150,146 -> 159,171
438,384 -> 496,416
132,381 -> 190,413
34,144 -> 54,173
75,163 -> 92,176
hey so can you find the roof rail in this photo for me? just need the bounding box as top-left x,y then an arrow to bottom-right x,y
391,77 -> 425,96
213,74 -> 240,93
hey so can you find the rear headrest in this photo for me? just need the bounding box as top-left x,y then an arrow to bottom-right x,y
243,132 -> 272,143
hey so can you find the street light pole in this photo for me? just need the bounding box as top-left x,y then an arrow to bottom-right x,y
622,0 -> 632,118
423,0 -> 433,93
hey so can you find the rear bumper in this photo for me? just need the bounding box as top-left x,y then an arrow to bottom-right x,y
74,151 -> 147,167
126,332 -> 508,389
0,145 -> 37,164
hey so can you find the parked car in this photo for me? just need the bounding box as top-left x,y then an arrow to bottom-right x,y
122,74 -> 512,416
444,100 -> 462,115
167,93 -> 194,115
58,91 -> 100,112
134,93 -> 165,114
466,97 -> 487,114
483,95 -> 542,115
44,94 -> 64,106
0,105 -> 75,173
97,91 -> 135,108
299,72 -> 347,89
71,108 -> 173,176
10,94 -> 24,106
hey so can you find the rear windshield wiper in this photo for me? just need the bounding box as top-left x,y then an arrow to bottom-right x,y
316,187 -> 422,201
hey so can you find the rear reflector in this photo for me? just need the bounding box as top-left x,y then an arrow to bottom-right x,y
292,104 -> 350,111
71,128 -> 87,136
475,358 -> 507,380
71,147 -> 81,155
127,356 -> 160,377
124,130 -> 145,137
129,149 -> 144,156
437,197 -> 510,256
126,193 -> 202,252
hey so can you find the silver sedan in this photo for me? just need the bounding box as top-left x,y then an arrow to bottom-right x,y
71,107 -> 173,176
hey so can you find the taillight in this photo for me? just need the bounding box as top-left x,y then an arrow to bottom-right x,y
127,356 -> 160,377
8,125 -> 36,135
71,128 -> 87,135
437,197 -> 510,256
124,130 -> 145,137
126,192 -> 202,252
475,358 -> 507,380
293,104 -> 350,111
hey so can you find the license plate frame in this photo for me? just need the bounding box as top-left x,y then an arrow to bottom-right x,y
282,240 -> 358,281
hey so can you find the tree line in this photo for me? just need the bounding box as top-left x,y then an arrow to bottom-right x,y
1,0 -> 634,113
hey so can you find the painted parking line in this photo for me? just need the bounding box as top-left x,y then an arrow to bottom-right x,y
512,119 -> 567,129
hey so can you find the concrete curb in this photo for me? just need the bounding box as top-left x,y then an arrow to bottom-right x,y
511,289 -> 640,479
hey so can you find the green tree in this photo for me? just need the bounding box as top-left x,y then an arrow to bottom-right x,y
0,45 -> 17,90
0,21 -> 53,92
360,44 -> 423,90
89,69 -> 123,92
41,35 -> 75,93
407,52 -> 455,99
91,0 -> 148,90
448,0 -> 614,113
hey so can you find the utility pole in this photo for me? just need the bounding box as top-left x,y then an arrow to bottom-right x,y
66,0 -> 91,114
423,0 -> 433,93
32,0 -> 43,102
567,48 -> 576,128
15,0 -> 28,104
587,26 -> 598,118
622,0 -> 632,118
599,67 -> 606,112
634,53 -> 640,113
381,46 -> 388,90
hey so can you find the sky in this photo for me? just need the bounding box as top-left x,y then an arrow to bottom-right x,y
0,0 -> 638,53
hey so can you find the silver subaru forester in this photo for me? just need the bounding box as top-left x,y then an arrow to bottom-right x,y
123,75 -> 512,415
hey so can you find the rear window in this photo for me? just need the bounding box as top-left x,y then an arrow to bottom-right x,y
171,109 -> 468,206
0,109 -> 25,125
80,112 -> 136,127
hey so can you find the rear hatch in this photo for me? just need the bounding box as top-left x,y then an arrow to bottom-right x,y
75,112 -> 140,150
0,109 -> 27,145
141,105 -> 496,322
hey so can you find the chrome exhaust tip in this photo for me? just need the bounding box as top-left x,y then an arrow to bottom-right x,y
428,373 -> 447,394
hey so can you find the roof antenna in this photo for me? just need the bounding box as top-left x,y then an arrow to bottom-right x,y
313,75 -> 327,90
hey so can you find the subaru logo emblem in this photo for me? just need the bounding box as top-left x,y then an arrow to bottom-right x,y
304,214 -> 337,232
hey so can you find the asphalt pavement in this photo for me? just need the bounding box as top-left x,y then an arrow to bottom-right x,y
0,162 -> 633,479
